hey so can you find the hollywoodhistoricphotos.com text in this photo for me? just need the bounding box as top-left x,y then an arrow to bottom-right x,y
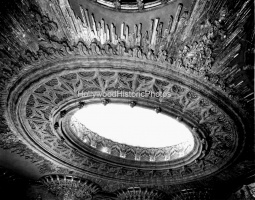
77,91 -> 172,98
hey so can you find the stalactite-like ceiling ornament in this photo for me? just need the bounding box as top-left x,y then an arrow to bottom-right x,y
0,0 -> 253,195
40,175 -> 101,199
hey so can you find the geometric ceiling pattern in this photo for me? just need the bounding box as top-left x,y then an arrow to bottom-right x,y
0,0 -> 254,199
19,66 -> 238,182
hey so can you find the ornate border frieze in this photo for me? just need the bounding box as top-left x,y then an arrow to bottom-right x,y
169,188 -> 214,200
0,0 -> 252,113
2,62 -> 240,186
115,187 -> 166,200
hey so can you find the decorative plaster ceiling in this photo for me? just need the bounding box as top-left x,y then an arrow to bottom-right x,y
90,0 -> 177,12
0,0 -> 253,198
3,62 -> 245,191
40,174 -> 101,199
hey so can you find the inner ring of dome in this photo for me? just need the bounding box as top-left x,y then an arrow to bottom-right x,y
71,103 -> 194,149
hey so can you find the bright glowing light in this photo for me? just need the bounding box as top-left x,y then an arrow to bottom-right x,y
73,104 -> 194,148
101,147 -> 109,153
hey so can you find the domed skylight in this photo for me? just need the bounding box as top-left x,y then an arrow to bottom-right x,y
72,103 -> 194,148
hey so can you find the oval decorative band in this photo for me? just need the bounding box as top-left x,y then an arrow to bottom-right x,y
6,64 -> 238,184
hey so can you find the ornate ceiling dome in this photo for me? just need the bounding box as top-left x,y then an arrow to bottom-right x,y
0,0 -> 253,199
88,0 -> 176,11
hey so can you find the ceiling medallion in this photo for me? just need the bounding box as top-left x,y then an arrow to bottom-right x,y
40,174 -> 101,199
6,59 -> 240,186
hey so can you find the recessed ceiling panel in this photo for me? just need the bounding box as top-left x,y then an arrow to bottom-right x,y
72,104 -> 194,148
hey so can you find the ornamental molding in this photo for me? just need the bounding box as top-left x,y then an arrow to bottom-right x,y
40,174 -> 101,200
3,63 -> 242,185
169,188 -> 214,200
69,118 -> 195,162
93,0 -> 175,12
0,0 -> 253,195
0,0 -> 253,115
115,187 -> 166,200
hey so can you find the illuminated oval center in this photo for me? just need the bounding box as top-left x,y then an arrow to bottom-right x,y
72,104 -> 194,148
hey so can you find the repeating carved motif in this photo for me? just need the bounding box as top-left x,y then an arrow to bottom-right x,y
115,187 -> 166,200
17,68 -> 237,183
70,119 -> 193,162
169,188 -> 214,200
87,0 -> 171,11
0,0 -> 253,196
40,175 -> 101,199
0,0 -> 253,112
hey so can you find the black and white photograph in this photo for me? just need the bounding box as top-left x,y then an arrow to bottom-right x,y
0,0 -> 254,199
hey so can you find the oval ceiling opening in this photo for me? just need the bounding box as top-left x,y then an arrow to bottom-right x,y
72,104 -> 194,148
